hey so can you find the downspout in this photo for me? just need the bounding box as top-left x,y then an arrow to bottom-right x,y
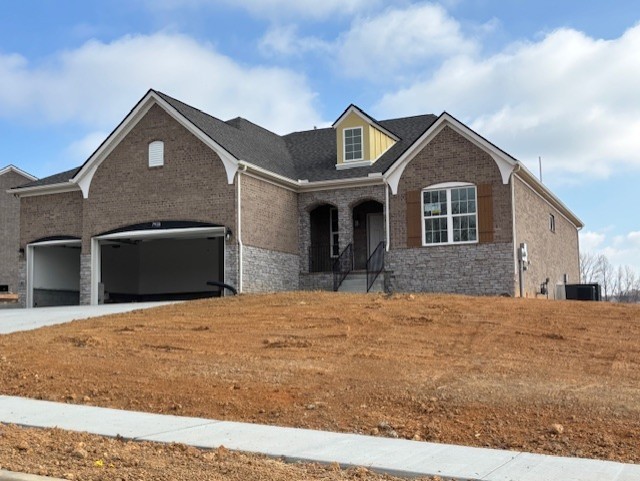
385,182 -> 390,251
237,163 -> 247,293
511,164 -> 521,296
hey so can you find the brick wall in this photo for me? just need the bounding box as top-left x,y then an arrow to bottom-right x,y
241,174 -> 298,255
513,175 -> 580,298
0,171 -> 32,292
84,104 -> 236,252
390,126 -> 513,247
20,191 -> 84,247
388,125 -> 516,295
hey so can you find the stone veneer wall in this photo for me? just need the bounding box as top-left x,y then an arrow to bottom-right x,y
299,272 -> 333,291
242,244 -> 299,292
17,258 -> 26,308
79,254 -> 92,305
224,242 -> 239,295
387,243 -> 514,295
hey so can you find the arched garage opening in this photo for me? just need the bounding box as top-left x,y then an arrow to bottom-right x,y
26,237 -> 82,308
91,221 -> 226,304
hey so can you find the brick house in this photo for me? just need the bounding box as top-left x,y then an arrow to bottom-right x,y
0,165 -> 37,295
10,90 -> 582,307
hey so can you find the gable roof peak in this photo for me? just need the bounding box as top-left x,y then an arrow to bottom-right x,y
332,104 -> 400,141
0,164 -> 37,181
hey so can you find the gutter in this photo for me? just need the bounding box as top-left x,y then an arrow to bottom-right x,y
8,181 -> 79,197
513,164 -> 583,229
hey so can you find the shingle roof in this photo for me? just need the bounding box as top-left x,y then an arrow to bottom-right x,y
15,92 -> 438,188
14,167 -> 80,189
287,114 -> 437,181
156,91 -> 297,179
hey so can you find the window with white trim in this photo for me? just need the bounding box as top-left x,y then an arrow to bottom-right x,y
423,184 -> 477,245
549,213 -> 556,233
330,207 -> 340,257
148,140 -> 164,167
343,127 -> 363,161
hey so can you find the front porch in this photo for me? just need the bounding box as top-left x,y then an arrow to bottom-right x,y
300,190 -> 387,292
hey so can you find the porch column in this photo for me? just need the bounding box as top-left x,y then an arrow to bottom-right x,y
338,205 -> 353,254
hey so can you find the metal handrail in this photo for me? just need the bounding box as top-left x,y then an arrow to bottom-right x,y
366,241 -> 385,292
332,243 -> 353,291
308,244 -> 333,272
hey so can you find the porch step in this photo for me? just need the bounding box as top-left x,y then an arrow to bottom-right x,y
338,272 -> 384,293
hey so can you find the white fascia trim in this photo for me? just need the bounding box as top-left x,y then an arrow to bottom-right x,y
513,171 -> 583,229
384,113 -> 518,195
333,106 -> 400,141
236,159 -> 385,192
8,182 -> 80,197
237,160 -> 298,190
27,239 -> 81,247
426,181 -> 474,189
95,226 -> 225,241
0,165 -> 37,181
297,176 -> 385,192
73,91 -> 239,199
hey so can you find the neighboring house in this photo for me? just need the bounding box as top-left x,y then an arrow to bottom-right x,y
0,165 -> 37,294
10,90 -> 582,307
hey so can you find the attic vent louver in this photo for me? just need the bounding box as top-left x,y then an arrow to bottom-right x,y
148,141 -> 164,167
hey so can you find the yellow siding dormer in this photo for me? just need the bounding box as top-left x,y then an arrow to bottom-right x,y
333,105 -> 398,170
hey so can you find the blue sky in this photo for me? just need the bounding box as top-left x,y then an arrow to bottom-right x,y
1,0 -> 639,274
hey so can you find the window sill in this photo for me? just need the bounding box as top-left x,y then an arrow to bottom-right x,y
421,240 -> 479,247
336,159 -> 375,170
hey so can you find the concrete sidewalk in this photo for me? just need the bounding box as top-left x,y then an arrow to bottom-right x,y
0,396 -> 638,480
0,302 -> 174,335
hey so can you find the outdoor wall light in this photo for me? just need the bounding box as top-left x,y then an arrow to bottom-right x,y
225,228 -> 232,241
18,248 -> 24,255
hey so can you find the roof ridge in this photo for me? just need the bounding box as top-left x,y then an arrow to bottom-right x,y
227,116 -> 285,140
153,90 -> 228,125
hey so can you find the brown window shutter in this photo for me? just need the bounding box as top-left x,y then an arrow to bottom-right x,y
477,183 -> 494,243
406,190 -> 422,247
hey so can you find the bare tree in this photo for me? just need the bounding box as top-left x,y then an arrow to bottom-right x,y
578,251 -> 640,302
618,265 -> 640,303
595,254 -> 614,301
580,251 -> 598,283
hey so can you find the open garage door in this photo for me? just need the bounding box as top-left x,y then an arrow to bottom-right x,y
91,224 -> 226,305
26,239 -> 82,308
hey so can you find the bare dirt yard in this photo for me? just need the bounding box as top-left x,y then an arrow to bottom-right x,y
1,292 -> 639,476
0,424 -> 441,481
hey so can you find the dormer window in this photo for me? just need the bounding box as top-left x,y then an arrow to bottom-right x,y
148,140 -> 164,167
344,127 -> 363,162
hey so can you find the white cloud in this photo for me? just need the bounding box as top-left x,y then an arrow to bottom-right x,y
376,24 -> 640,180
256,3 -> 477,80
580,230 -> 606,252
0,33 -> 323,134
580,230 -> 640,276
259,25 -> 330,57
65,131 -> 109,165
147,0 -> 378,20
337,3 -> 476,80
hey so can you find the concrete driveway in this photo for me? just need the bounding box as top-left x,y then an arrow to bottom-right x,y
0,302 -> 175,335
